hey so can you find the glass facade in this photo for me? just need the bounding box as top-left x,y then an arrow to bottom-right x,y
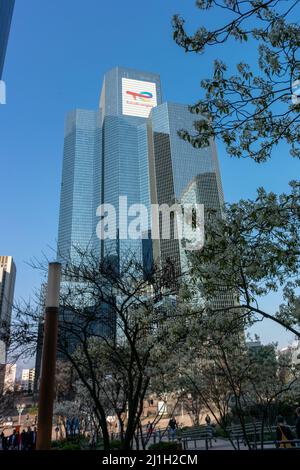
148,102 -> 224,274
99,67 -> 162,269
53,67 -> 231,365
0,0 -> 15,79
57,69 -> 225,276
57,109 -> 102,264
57,67 -> 162,269
54,68 -> 229,357
149,102 -> 223,203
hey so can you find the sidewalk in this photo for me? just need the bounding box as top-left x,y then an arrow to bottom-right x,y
182,438 -> 234,451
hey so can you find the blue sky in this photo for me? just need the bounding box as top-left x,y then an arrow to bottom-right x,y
0,0 -> 299,352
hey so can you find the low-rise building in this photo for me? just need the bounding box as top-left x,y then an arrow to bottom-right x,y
0,362 -> 16,394
21,368 -> 35,393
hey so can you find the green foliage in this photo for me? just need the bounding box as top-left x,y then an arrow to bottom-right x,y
109,440 -> 123,450
187,181 -> 300,337
51,440 -> 62,448
215,426 -> 228,438
51,439 -> 77,450
57,442 -> 81,451
51,437 -> 89,450
28,405 -> 38,415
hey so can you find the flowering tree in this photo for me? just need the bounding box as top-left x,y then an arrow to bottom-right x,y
186,181 -> 300,337
173,0 -> 300,162
11,249 -> 181,450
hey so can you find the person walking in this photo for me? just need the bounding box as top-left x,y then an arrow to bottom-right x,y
10,429 -> 18,450
32,427 -> 37,450
16,430 -> 22,450
205,415 -> 216,448
205,414 -> 211,425
168,417 -> 178,441
1,432 -> 8,451
276,415 -> 295,448
21,429 -> 27,450
26,427 -> 34,450
8,430 -> 14,450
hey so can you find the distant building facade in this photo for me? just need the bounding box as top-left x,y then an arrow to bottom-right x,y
279,341 -> 300,379
0,256 -> 16,362
21,368 -> 35,393
0,362 -> 16,394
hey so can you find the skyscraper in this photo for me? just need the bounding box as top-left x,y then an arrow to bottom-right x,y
57,67 -> 224,276
99,67 -> 162,267
39,67 -> 228,385
0,256 -> 16,363
148,102 -> 224,274
0,0 -> 15,79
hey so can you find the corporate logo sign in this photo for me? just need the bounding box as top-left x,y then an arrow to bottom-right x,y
122,78 -> 157,118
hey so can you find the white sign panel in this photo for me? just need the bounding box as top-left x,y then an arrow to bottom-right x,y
122,78 -> 157,118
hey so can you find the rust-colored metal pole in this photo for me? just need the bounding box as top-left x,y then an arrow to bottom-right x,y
36,262 -> 61,450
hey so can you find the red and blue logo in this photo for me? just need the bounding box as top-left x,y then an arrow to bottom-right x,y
126,91 -> 153,102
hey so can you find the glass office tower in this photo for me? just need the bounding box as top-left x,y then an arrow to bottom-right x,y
57,68 -> 162,269
57,68 -> 225,276
148,102 -> 224,274
99,67 -> 162,269
57,109 -> 102,264
51,67 -> 231,372
0,0 -> 15,79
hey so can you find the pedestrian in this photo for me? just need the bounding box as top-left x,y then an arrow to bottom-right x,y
55,425 -> 60,441
1,432 -> 8,451
205,417 -> 214,448
32,427 -> 37,450
26,427 -> 34,450
168,417 -> 178,441
21,429 -> 27,450
12,429 -> 19,450
205,424 -> 214,448
8,430 -> 14,449
66,417 -> 71,438
146,421 -> 154,436
16,430 -> 21,450
9,429 -> 18,450
276,415 -> 295,448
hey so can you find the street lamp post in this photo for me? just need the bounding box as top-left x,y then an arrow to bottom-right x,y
36,262 -> 61,450
16,403 -> 26,426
